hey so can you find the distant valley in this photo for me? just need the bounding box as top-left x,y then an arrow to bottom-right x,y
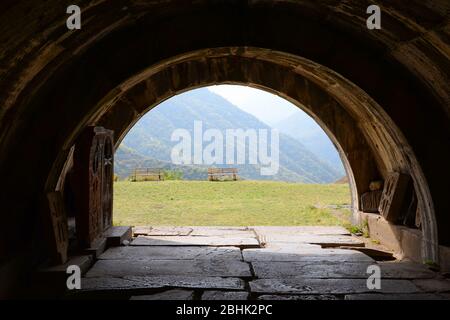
114,88 -> 344,183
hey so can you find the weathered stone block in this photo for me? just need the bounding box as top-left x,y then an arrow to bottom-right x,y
202,291 -> 249,300
104,226 -> 132,247
378,172 -> 411,223
99,246 -> 242,261
85,259 -> 252,278
130,289 -> 194,300
242,247 -> 373,262
360,190 -> 382,213
81,275 -> 246,292
131,235 -> 260,247
249,278 -> 420,295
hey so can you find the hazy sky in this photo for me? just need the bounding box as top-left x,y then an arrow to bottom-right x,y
208,85 -> 298,126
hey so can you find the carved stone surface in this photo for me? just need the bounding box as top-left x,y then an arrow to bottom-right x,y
361,190 -> 382,213
378,172 -> 412,223
46,191 -> 69,264
73,126 -> 114,248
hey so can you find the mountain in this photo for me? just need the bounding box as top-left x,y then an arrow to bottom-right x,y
274,111 -> 345,175
114,88 -> 342,183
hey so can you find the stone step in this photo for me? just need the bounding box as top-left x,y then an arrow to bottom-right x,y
105,226 -> 132,247
80,238 -> 107,259
99,246 -> 242,261
40,255 -> 93,276
85,259 -> 252,278
131,235 -> 260,248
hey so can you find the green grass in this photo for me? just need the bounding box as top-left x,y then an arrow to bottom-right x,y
113,180 -> 352,226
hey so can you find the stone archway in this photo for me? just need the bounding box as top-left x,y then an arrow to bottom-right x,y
0,0 -> 449,297
76,47 -> 436,263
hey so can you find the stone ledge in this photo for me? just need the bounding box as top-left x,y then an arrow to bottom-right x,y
359,212 -> 422,262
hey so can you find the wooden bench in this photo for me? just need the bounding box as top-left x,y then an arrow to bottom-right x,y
208,168 -> 238,181
131,168 -> 164,181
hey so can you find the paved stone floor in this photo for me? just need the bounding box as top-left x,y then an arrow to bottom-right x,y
75,226 -> 450,300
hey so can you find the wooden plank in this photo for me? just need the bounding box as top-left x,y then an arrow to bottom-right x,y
208,168 -> 238,181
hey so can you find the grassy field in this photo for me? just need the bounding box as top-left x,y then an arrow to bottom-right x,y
113,180 -> 352,226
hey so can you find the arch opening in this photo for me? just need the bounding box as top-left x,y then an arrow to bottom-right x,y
112,84 -> 352,228
75,48 -> 434,262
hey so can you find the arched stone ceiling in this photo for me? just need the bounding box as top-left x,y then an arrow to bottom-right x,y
0,0 -> 448,264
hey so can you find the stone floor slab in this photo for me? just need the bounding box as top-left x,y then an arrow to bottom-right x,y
41,255 -> 93,275
260,235 -> 364,247
252,261 -> 371,279
201,291 -> 249,300
377,261 -> 437,279
345,293 -> 449,300
85,259 -> 252,278
131,235 -> 260,247
252,261 -> 437,279
81,275 -> 246,292
252,226 -> 350,236
133,226 -> 193,236
190,227 -> 255,238
258,294 -> 339,300
412,279 -> 450,292
249,278 -> 420,295
130,289 -> 194,300
133,226 -> 152,236
99,246 -> 242,261
243,247 -> 373,263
